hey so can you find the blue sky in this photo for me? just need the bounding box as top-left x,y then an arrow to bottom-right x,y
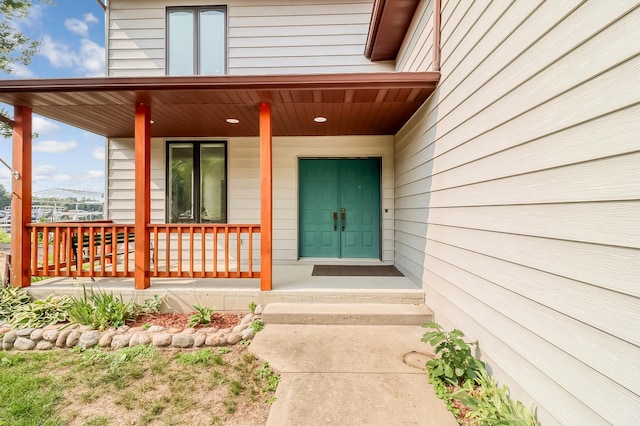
0,0 -> 107,194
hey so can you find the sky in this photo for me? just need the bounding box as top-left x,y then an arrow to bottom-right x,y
0,0 -> 107,195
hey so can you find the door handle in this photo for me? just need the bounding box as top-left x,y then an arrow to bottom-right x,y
333,212 -> 338,231
341,208 -> 346,231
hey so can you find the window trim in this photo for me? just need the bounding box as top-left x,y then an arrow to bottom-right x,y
165,140 -> 228,224
166,5 -> 228,76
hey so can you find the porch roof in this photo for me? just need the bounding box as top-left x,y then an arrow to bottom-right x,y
0,72 -> 439,138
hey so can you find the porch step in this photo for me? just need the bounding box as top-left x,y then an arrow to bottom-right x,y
261,303 -> 433,326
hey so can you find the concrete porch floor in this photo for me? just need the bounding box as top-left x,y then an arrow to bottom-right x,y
25,263 -> 424,312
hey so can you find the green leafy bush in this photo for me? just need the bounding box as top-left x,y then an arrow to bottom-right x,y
9,295 -> 73,328
188,304 -> 213,327
421,322 -> 537,425
251,318 -> 264,333
67,286 -> 165,331
421,321 -> 485,386
454,369 -> 537,425
0,286 -> 31,323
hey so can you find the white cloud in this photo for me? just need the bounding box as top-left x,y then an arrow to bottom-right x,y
33,140 -> 78,154
83,13 -> 99,24
40,35 -> 77,68
11,64 -> 36,78
53,174 -> 72,182
79,39 -> 105,76
64,18 -> 89,38
33,117 -> 59,136
92,147 -> 105,160
86,170 -> 105,179
39,35 -> 105,77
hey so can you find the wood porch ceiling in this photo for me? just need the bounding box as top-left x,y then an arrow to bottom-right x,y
0,72 -> 439,138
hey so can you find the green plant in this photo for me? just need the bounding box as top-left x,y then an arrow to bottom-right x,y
251,318 -> 265,333
453,369 -> 537,425
188,303 -> 213,327
8,295 -> 73,328
421,321 -> 485,387
67,285 -> 138,330
176,349 -> 214,366
248,301 -> 257,314
136,294 -> 166,315
0,286 -> 31,322
256,362 -> 280,392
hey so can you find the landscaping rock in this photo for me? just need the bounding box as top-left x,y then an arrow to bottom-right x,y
129,331 -> 151,347
3,330 -> 17,344
147,325 -> 165,333
0,326 -> 12,335
181,327 -> 196,335
78,325 -> 94,332
152,333 -> 172,347
226,333 -> 242,345
205,333 -> 220,346
99,331 -> 117,348
233,323 -> 249,333
241,328 -> 255,340
36,340 -> 53,350
56,330 -> 72,348
254,304 -> 264,315
30,329 -> 44,342
66,330 -> 82,348
42,329 -> 59,342
14,337 -> 35,350
111,334 -> 131,349
171,334 -> 194,348
79,331 -> 101,349
16,328 -> 34,337
240,313 -> 253,325
117,325 -> 130,333
193,333 -> 206,347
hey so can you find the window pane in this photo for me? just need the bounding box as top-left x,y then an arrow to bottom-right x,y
200,143 -> 226,223
168,144 -> 194,223
199,9 -> 225,75
168,10 -> 194,75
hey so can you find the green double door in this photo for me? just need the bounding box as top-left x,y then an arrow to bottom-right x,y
299,158 -> 381,258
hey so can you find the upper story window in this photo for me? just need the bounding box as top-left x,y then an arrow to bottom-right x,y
167,6 -> 226,75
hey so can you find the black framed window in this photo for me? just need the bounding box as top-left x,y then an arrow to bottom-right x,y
167,6 -> 226,75
167,141 -> 227,223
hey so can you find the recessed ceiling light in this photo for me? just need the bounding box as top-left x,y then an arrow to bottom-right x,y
314,116 -> 327,123
150,120 -> 155,124
226,118 -> 240,124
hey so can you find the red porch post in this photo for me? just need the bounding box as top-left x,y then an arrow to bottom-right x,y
134,103 -> 151,289
259,102 -> 272,290
10,106 -> 32,287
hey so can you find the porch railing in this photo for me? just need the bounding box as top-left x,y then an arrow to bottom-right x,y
27,222 -> 261,279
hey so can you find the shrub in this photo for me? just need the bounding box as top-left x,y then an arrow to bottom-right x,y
188,303 -> 213,327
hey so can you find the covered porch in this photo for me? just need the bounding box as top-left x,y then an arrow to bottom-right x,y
0,72 -> 439,291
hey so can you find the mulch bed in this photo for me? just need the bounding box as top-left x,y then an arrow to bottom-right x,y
127,312 -> 244,330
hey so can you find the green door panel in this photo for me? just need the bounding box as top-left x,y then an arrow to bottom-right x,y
299,158 -> 381,259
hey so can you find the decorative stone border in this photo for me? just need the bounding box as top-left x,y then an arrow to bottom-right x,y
0,312 -> 262,351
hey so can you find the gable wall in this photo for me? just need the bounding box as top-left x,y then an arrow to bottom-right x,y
394,0 -> 640,424
107,0 -> 394,76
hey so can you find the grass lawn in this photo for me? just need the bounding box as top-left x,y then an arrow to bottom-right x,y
0,345 -> 278,426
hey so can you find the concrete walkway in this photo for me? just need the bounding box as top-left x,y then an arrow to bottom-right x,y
250,324 -> 457,426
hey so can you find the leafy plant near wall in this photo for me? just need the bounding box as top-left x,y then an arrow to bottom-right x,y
66,285 -> 166,330
0,286 -> 73,328
422,322 -> 537,425
188,303 -> 213,327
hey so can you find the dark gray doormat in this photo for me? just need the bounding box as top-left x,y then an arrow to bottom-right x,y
312,265 -> 404,277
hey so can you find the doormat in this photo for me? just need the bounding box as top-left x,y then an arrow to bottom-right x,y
312,265 -> 404,277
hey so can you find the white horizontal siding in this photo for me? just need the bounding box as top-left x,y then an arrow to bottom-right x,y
396,0 -> 435,72
107,0 -> 393,76
395,1 -> 640,424
108,135 -> 395,263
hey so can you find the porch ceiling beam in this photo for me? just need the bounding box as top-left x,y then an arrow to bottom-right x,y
260,102 -> 272,291
11,106 -> 32,287
134,103 -> 151,290
0,72 -> 439,93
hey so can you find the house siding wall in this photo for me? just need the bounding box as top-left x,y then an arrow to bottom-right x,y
107,0 -> 393,76
108,135 -> 395,262
394,0 -> 640,424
